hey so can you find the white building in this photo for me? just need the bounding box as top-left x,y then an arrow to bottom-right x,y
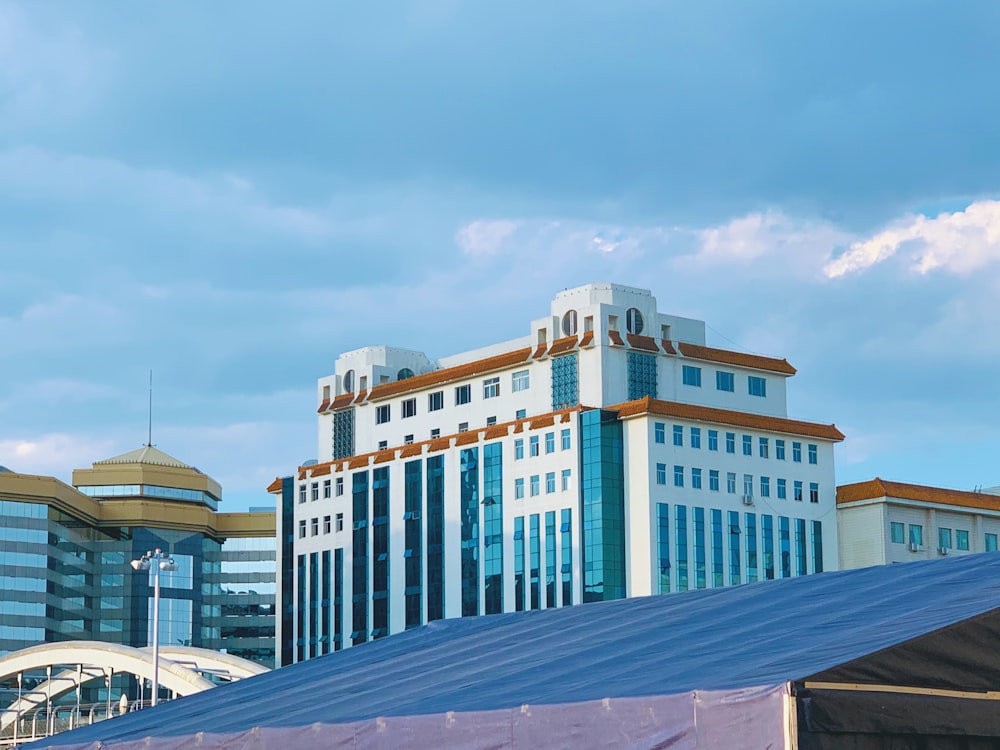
270,283 -> 844,664
838,478 -> 1000,569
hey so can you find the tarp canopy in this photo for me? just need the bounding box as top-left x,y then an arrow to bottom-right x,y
34,553 -> 1000,749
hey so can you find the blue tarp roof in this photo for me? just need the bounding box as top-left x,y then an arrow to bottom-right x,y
39,553 -> 1000,748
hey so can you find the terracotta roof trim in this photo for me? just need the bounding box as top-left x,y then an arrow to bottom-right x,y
367,347 -> 533,402
676,342 -> 797,376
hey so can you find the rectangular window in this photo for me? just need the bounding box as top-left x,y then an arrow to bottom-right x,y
483,376 -> 500,399
691,468 -> 702,490
428,391 -> 444,411
457,423 -> 468,433
792,442 -> 802,463
743,474 -> 753,497
515,478 -> 525,499
512,369 -> 530,392
760,476 -> 770,498
742,435 -> 752,456
727,472 -> 736,494
808,444 -> 818,465
323,479 -> 331,498
516,408 -> 526,419
430,428 -> 440,439
682,365 -> 702,387
402,398 -> 417,418
404,434 -> 414,444
545,472 -> 556,493
809,482 -> 819,503
708,430 -> 718,451
716,370 -> 735,392
545,432 -> 555,454
530,475 -> 540,496
486,417 -> 496,427
957,531 -> 970,551
986,533 -> 998,551
794,480 -> 803,502
674,465 -> 684,488
909,524 -> 923,546
561,469 -> 571,491
690,427 -> 701,449
455,384 -> 471,405
890,522 -> 905,544
759,438 -> 769,459
656,463 -> 667,485
561,428 -> 571,450
298,519 -> 306,538
298,485 -> 306,504
726,432 -> 736,454
654,423 -> 665,444
709,469 -> 719,492
311,482 -> 319,501
529,435 -> 539,457
777,478 -> 787,500
335,477 -> 343,496
378,440 -> 388,450
336,513 -> 344,532
673,425 -> 683,447
939,527 -> 953,549
748,376 -> 767,397
775,440 -> 786,460
515,439 -> 524,460
376,404 -> 390,424
323,516 -> 331,534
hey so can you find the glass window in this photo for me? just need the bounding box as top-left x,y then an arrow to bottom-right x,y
716,371 -> 735,392
311,482 -> 319,501
759,438 -> 769,459
777,478 -> 786,499
545,472 -> 556,493
627,351 -> 658,400
792,442 -> 802,462
626,307 -> 644,334
889,522 -> 904,544
483,377 -> 500,399
748,376 -> 766,397
956,529 -> 969,551
298,520 -> 306,538
939,527 -> 952,549
311,517 -> 319,535
298,485 -> 306,504
336,477 -> 344,496
673,465 -> 684,487
808,444 -> 818,465
402,398 -> 417,418
561,469 -> 571,491
376,404 -> 390,424
794,480 -> 803,502
428,391 -> 444,411
515,478 -> 525,499
529,435 -> 539,456
690,427 -> 701,449
323,516 -> 331,534
726,432 -> 735,454
809,482 -> 819,503
909,524 -> 923,546
455,384 -> 471,405
691,468 -> 702,490
654,423 -> 665,444
775,440 -> 786,460
682,365 -> 702,387
512,370 -> 530,392
545,432 -> 555,454
986,533 -> 998,551
708,430 -> 718,451
323,479 -> 331,498
656,463 -> 667,485
709,469 -> 719,491
561,428 -> 571,450
742,435 -> 752,456
760,476 -> 770,497
530,475 -> 540,496
673,425 -> 683,447
515,439 -> 524,460
743,474 -> 753,497
336,513 -> 344,531
727,472 -> 736,494
516,408 -> 526,420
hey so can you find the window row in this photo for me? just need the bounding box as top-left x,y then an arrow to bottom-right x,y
300,477 -> 347,503
514,429 -> 572,459
656,424 -> 819,464
889,522 -> 995,552
515,469 -> 573,499
681,365 -> 768,398
299,513 -> 346,538
373,370 -> 531,425
655,465 -> 820,503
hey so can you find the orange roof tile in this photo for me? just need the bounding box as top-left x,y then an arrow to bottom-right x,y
579,330 -> 595,348
661,339 -> 677,355
626,334 -> 659,353
266,477 -> 283,494
297,469 -> 307,481
532,343 -> 548,360
317,398 -> 330,414
330,393 -> 355,410
367,347 -> 533,402
399,444 -> 423,458
676,342 -> 796,375
611,396 -> 844,441
427,437 -> 452,452
310,465 -> 331,477
548,336 -> 578,356
608,330 -> 625,346
530,415 -> 555,429
347,455 -> 370,469
352,389 -> 368,405
373,449 -> 395,464
837,478 -> 1000,511
455,431 -> 480,446
484,424 -> 509,440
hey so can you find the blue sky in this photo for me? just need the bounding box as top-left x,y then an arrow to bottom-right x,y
2,1 -> 999,510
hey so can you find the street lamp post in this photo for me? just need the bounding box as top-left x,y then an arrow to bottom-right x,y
130,549 -> 177,707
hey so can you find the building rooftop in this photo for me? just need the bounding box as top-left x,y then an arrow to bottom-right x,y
838,477 -> 1000,512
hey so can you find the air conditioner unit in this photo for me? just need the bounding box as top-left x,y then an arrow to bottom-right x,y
741,495 -> 754,506
938,546 -> 949,556
908,542 -> 920,553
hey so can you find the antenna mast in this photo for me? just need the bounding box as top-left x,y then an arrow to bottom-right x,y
147,370 -> 154,447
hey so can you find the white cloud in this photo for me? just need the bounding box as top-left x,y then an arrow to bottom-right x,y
455,219 -> 520,255
0,433 -> 117,477
824,200 -> 1000,278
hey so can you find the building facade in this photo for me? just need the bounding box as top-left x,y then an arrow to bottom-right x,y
838,478 -> 1000,569
0,447 -> 276,668
272,283 -> 844,664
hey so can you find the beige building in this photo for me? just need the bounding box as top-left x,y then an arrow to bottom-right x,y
837,478 -> 1000,569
